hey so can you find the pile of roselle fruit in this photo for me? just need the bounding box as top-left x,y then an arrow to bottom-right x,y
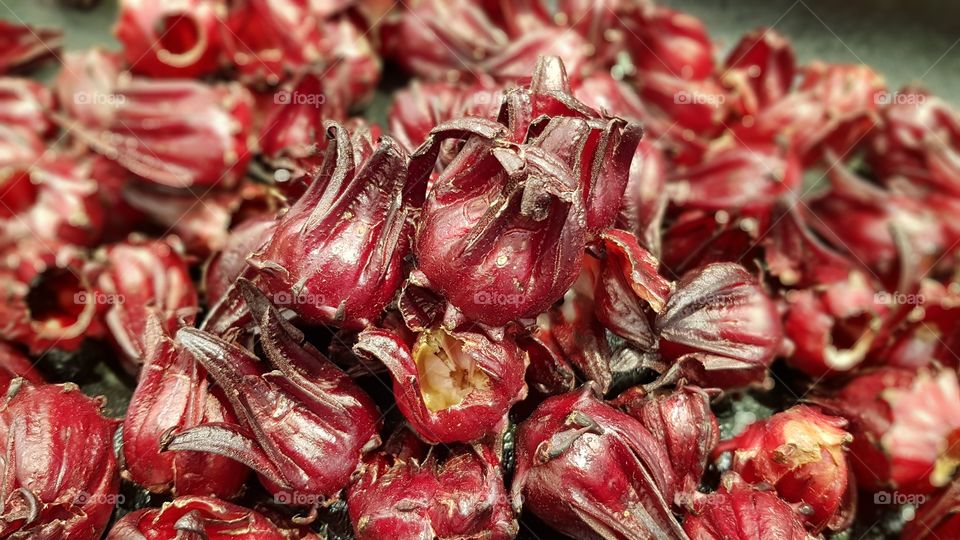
1,0 -> 960,538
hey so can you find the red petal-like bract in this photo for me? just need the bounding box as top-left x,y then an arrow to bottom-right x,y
733,62 -> 884,165
354,324 -> 527,444
76,79 -> 253,189
668,141 -> 801,217
510,384 -> 685,539
722,28 -> 796,116
166,282 -> 380,501
0,381 -> 119,539
613,385 -> 719,497
656,263 -> 783,388
93,238 -> 198,363
622,4 -> 715,81
715,405 -> 853,532
55,49 -> 124,130
684,474 -> 816,540
122,319 -> 248,498
0,21 -> 63,75
413,56 -> 641,326
251,123 -> 413,329
107,496 -> 293,540
0,155 -> 104,249
348,442 -> 517,539
203,215 -> 276,305
821,367 -> 960,494
115,0 -> 225,78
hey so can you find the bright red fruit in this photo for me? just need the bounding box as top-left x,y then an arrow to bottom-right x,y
115,0 -> 225,78
511,384 -> 685,539
0,381 -> 119,539
165,282 -> 381,503
715,405 -> 854,532
107,496 -> 299,539
355,324 -> 527,444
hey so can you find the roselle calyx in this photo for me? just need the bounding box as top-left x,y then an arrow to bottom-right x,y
251,122 -> 413,329
115,0 -> 225,78
656,262 -> 783,389
0,341 -> 42,392
683,474 -> 817,540
0,381 -> 119,539
107,496 -> 299,540
348,440 -> 517,539
817,367 -> 960,494
122,318 -> 248,498
613,384 -> 719,497
412,56 -> 642,326
165,282 -> 381,503
714,405 -> 854,532
355,323 -> 527,444
93,237 -> 198,365
510,384 -> 685,539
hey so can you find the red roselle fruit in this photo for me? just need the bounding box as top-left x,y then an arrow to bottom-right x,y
412,57 -> 642,326
818,367 -> 960,494
107,496 -> 300,540
122,318 -> 248,498
714,405 -> 854,532
251,123 -> 413,329
613,384 -> 719,497
722,28 -> 796,117
733,62 -> 885,165
0,243 -> 105,354
622,5 -> 715,81
92,237 -> 198,363
0,155 -> 105,249
222,0 -> 329,85
355,323 -> 527,444
203,215 -> 277,305
783,271 -> 887,377
115,0 -> 225,78
0,341 -> 42,393
656,262 -> 783,389
348,442 -> 517,539
510,384 -> 685,539
0,381 -> 119,539
667,141 -> 801,218
683,474 -> 817,540
165,282 -> 381,503
0,21 -> 63,74
73,79 -> 253,189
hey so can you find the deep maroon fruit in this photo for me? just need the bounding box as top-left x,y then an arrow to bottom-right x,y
166,282 -> 381,503
107,496 -> 301,539
0,381 -> 119,539
715,405 -> 853,532
511,384 -> 685,539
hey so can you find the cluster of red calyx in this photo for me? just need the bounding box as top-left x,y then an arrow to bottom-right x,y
1,0 -> 958,538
